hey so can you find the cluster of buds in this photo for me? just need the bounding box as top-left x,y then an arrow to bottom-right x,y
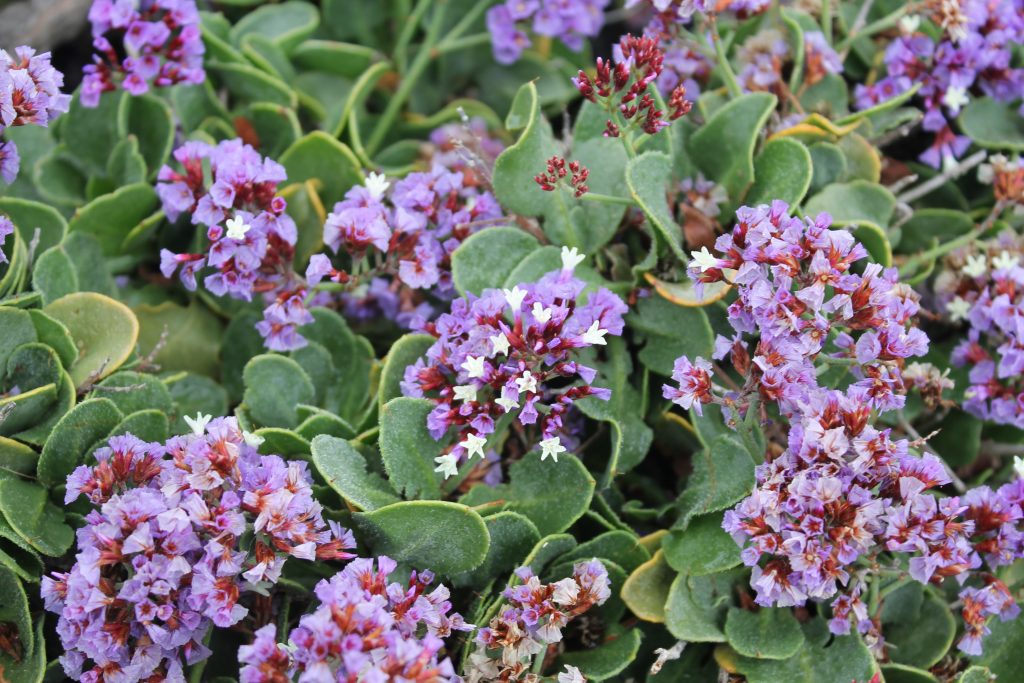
82,0 -> 205,107
465,561 -> 610,682
534,157 -> 590,197
0,46 -> 70,183
573,34 -> 691,137
42,418 -> 356,683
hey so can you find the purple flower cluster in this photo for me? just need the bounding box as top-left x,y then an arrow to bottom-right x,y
736,28 -> 842,93
466,560 -> 610,682
41,418 -> 356,683
156,139 -> 309,351
82,0 -> 204,107
936,230 -> 1024,427
402,251 -> 627,478
320,162 -> 503,327
487,0 -> 609,65
238,555 -> 470,683
855,2 -> 1024,168
0,46 -> 70,183
0,215 -> 13,264
623,0 -> 771,23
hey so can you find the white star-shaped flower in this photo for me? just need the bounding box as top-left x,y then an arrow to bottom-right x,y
453,384 -> 477,403
539,436 -> 566,462
580,320 -> 607,346
184,412 -> 212,436
942,85 -> 969,113
242,430 -> 265,448
460,433 -> 487,460
560,246 -> 585,272
503,286 -> 528,311
532,302 -> 552,324
364,171 -> 390,200
690,246 -> 720,273
490,332 -> 511,357
946,296 -> 971,323
1014,455 -> 1024,479
899,14 -> 921,33
461,355 -> 486,379
962,254 -> 987,278
225,215 -> 251,240
496,395 -> 520,412
992,250 -> 1020,271
434,454 -> 459,479
558,664 -> 585,683
515,370 -> 538,394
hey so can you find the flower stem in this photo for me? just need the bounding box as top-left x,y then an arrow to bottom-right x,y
711,17 -> 743,99
393,0 -> 433,72
821,0 -> 833,44
897,200 -> 1006,277
434,32 -> 492,55
837,2 -> 910,53
579,191 -> 636,206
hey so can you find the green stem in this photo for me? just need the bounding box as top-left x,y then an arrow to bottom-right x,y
435,32 -> 492,55
531,649 -> 546,676
836,4 -> 909,52
711,18 -> 743,99
438,0 -> 492,44
619,131 -> 637,159
897,227 -> 983,277
868,572 -> 880,615
579,191 -> 636,207
821,0 -> 833,44
393,0 -> 433,72
367,0 -> 449,157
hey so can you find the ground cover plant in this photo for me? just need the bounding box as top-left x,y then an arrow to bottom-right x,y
0,0 -> 1023,680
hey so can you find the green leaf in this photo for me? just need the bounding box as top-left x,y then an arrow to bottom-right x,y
804,180 -> 895,265
296,408 -> 356,441
960,97 -> 1024,151
279,132 -> 363,206
12,368 -> 75,445
252,428 -> 310,458
26,310 -> 76,369
0,564 -> 32,659
61,91 -> 125,175
0,384 -> 57,435
5,343 -> 61,395
626,151 -> 686,261
291,40 -> 379,78
560,530 -> 651,574
492,82 -> 557,218
0,308 -> 37,373
504,453 -> 595,536
170,81 -> 229,132
68,183 -> 159,255
120,93 -> 175,178
0,619 -> 45,683
243,354 -> 315,428
567,136 -> 630,253
808,142 -> 848,193
37,397 -> 123,487
560,625 -> 643,681
688,92 -> 777,201
725,607 -> 805,660
209,61 -> 297,107
378,334 -> 434,411
732,630 -> 878,683
627,290 -> 713,376
882,584 -> 956,669
451,227 -> 539,296
452,511 -> 541,588
133,301 -> 223,378
0,197 -> 68,260
229,0 -> 319,52
0,436 -> 38,478
354,500 -> 490,574
837,133 -> 881,183
44,292 -> 140,387
958,666 -> 994,683
311,434 -> 401,511
663,512 -> 741,576
378,397 -> 443,500
897,209 -> 974,255
92,371 -> 174,416
107,136 -> 147,186
32,232 -> 116,304
240,103 -> 302,159
0,477 -> 73,556
676,434 -> 756,526
745,138 -> 813,207
621,549 -> 673,623
881,664 -> 940,683
299,308 -> 374,423
974,604 -> 1024,679
109,409 -> 169,442
290,342 -> 337,407
665,572 -> 729,642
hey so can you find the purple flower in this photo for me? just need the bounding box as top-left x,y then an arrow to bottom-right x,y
486,0 -> 609,64
0,215 -> 13,264
0,140 -> 18,184
662,356 -> 713,415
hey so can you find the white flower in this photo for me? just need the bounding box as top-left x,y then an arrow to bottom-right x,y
460,433 -> 487,460
490,332 -> 511,357
225,215 -> 251,240
946,296 -> 971,323
580,320 -> 607,346
558,665 -> 586,683
551,578 -> 580,606
1014,455 -> 1024,479
461,355 -> 486,379
503,286 -> 528,311
690,246 -> 720,273
184,412 -> 212,436
364,171 -> 390,200
560,246 -> 585,272
515,370 -> 538,394
992,250 -> 1020,271
496,394 -> 520,412
532,302 -> 552,324
539,436 -> 566,462
434,454 -> 459,479
942,85 -> 970,113
453,384 -> 478,403
962,254 -> 987,278
242,430 -> 265,448
899,14 -> 921,33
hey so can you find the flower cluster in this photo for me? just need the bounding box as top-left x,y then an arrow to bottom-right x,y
534,156 -> 590,197
937,231 -> 1024,427
623,0 -> 771,23
0,215 -> 12,264
321,162 -> 504,327
854,4 -> 1024,168
0,46 -> 69,183
428,117 -> 506,179
465,560 -> 611,682
238,556 -> 470,683
487,0 -> 609,65
402,249 -> 627,478
156,139 -> 309,351
736,28 -> 842,93
573,34 -> 692,137
82,0 -> 205,107
41,418 -> 355,683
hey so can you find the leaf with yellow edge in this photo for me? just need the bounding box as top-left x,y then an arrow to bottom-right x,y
644,271 -> 733,307
621,549 -> 674,623
43,292 -> 139,387
769,113 -> 861,142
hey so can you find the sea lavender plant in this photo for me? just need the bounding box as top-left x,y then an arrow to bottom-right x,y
402,248 -> 627,478
237,555 -> 470,682
0,46 -> 70,183
82,0 -> 205,106
41,417 -> 355,683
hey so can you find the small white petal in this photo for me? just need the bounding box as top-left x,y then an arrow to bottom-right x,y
364,171 -> 390,200
532,302 -> 552,324
242,430 -> 265,448
433,454 -> 459,479
503,286 -> 528,312
460,433 -> 487,460
690,246 -> 720,273
560,246 -> 586,272
453,384 -> 478,403
962,254 -> 987,278
580,320 -> 607,346
515,371 -> 538,394
184,413 -> 212,436
461,356 -> 487,379
225,216 -> 251,240
539,436 -> 567,462
490,332 -> 511,357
